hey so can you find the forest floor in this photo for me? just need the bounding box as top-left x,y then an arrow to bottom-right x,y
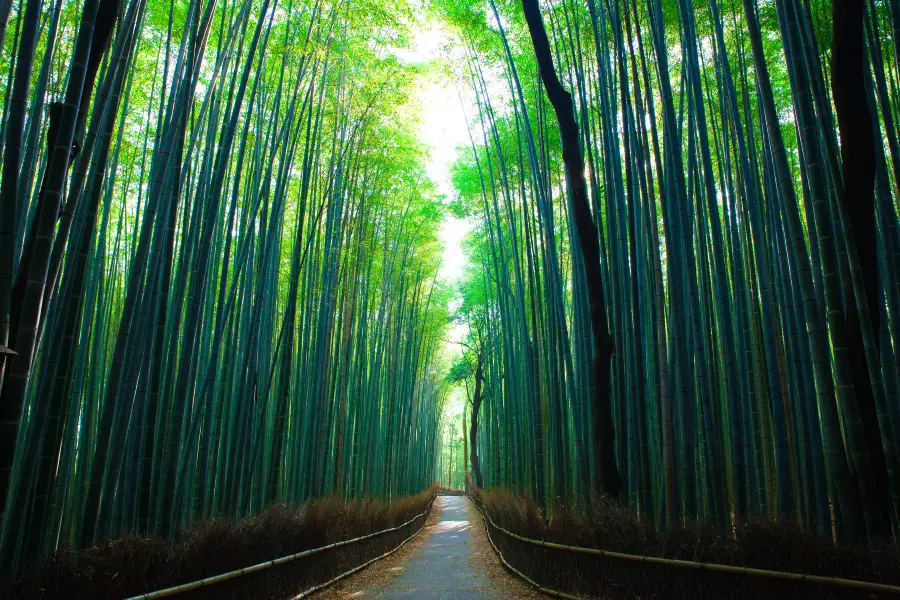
312,495 -> 544,599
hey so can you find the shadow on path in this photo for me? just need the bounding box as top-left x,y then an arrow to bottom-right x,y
369,496 -> 493,599
313,495 -> 545,600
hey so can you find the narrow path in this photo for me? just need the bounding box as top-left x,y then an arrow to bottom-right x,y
314,495 -> 544,599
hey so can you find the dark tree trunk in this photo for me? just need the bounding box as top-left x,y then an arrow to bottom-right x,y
832,0 -> 890,536
469,351 -> 484,489
521,0 -> 621,499
77,0 -> 120,141
7,103 -> 67,350
8,0 -> 119,343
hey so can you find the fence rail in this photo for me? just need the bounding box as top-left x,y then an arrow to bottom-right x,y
468,492 -> 900,598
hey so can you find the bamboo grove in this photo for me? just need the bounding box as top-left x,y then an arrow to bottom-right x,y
440,0 -> 900,547
0,0 -> 451,569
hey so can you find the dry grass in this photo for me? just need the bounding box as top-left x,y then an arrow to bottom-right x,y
472,485 -> 900,599
2,486 -> 436,600
312,494 -> 446,599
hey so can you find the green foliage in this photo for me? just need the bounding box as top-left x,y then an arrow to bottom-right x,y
444,0 -> 900,550
0,0 -> 450,570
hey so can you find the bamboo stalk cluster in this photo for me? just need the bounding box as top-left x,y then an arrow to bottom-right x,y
441,0 -> 900,546
0,0 -> 448,570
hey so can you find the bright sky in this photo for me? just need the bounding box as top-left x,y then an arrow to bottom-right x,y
396,17 -> 473,423
396,18 -> 472,349
397,21 -> 472,282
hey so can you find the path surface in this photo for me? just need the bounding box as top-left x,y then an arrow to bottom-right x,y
314,495 -> 543,599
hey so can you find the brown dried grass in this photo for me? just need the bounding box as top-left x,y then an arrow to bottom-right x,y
2,485 -> 436,600
471,484 -> 900,599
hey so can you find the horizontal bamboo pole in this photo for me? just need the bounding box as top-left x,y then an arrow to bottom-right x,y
126,495 -> 436,600
472,496 -> 582,599
469,493 -> 900,597
290,501 -> 434,599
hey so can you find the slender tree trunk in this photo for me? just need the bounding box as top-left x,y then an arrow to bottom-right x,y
832,0 -> 894,537
470,351 -> 484,489
0,0 -> 43,511
521,0 -> 621,500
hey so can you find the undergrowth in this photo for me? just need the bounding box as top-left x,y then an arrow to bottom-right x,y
2,485 -> 436,599
471,482 -> 900,599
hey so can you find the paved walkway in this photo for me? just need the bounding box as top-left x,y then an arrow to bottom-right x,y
317,495 -> 542,599
373,496 -> 493,599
